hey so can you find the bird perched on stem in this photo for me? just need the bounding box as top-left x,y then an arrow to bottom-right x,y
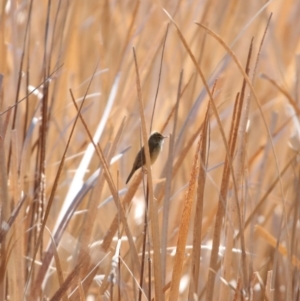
126,131 -> 167,184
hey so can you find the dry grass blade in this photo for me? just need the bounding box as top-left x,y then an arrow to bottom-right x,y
10,130 -> 19,206
255,225 -> 300,269
0,129 -> 9,221
195,22 -> 275,159
29,56 -> 102,296
160,16 -> 239,251
93,148 -> 139,261
219,93 -> 241,300
37,0 -> 53,261
154,118 -> 204,213
27,74 -> 90,300
7,0 -> 33,172
0,74 -> 2,95
49,263 -> 83,301
59,70 -> 120,238
221,40 -> 253,299
0,125 -> 9,299
160,73 -> 195,134
1,108 -> 11,140
161,70 -> 182,283
261,73 -> 300,115
195,22 -> 289,248
244,152 -> 298,230
251,13 -> 272,83
0,195 -> 26,243
0,237 -> 14,299
133,47 -> 163,301
232,278 -> 242,301
205,95 -> 238,300
168,122 -> 201,301
163,9 -> 243,229
139,185 -> 149,300
189,100 -> 210,299
231,14 -> 272,299
150,23 -> 169,133
69,92 -> 143,297
98,252 -> 114,296
78,279 -> 86,301
0,64 -> 63,117
46,228 -> 68,301
153,73 -> 200,208
70,90 -> 126,280
9,129 -> 25,301
265,270 -> 274,301
101,172 -> 143,252
163,10 -> 232,164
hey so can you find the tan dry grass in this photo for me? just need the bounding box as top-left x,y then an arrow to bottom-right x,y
0,0 -> 300,300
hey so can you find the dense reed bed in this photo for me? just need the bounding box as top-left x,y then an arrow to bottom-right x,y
0,0 -> 299,300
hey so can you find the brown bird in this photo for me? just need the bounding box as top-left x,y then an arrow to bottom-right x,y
126,132 -> 167,184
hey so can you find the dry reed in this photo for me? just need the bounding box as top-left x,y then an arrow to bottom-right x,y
0,1 -> 299,300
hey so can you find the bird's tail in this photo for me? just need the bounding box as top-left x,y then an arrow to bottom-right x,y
126,168 -> 135,184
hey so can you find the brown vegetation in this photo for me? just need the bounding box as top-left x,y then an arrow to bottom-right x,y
0,0 -> 299,300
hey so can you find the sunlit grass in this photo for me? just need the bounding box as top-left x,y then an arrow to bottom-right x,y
0,0 -> 299,300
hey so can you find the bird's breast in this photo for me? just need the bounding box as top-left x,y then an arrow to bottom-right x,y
150,144 -> 162,164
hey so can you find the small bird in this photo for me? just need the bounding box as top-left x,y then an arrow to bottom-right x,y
126,131 -> 167,184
